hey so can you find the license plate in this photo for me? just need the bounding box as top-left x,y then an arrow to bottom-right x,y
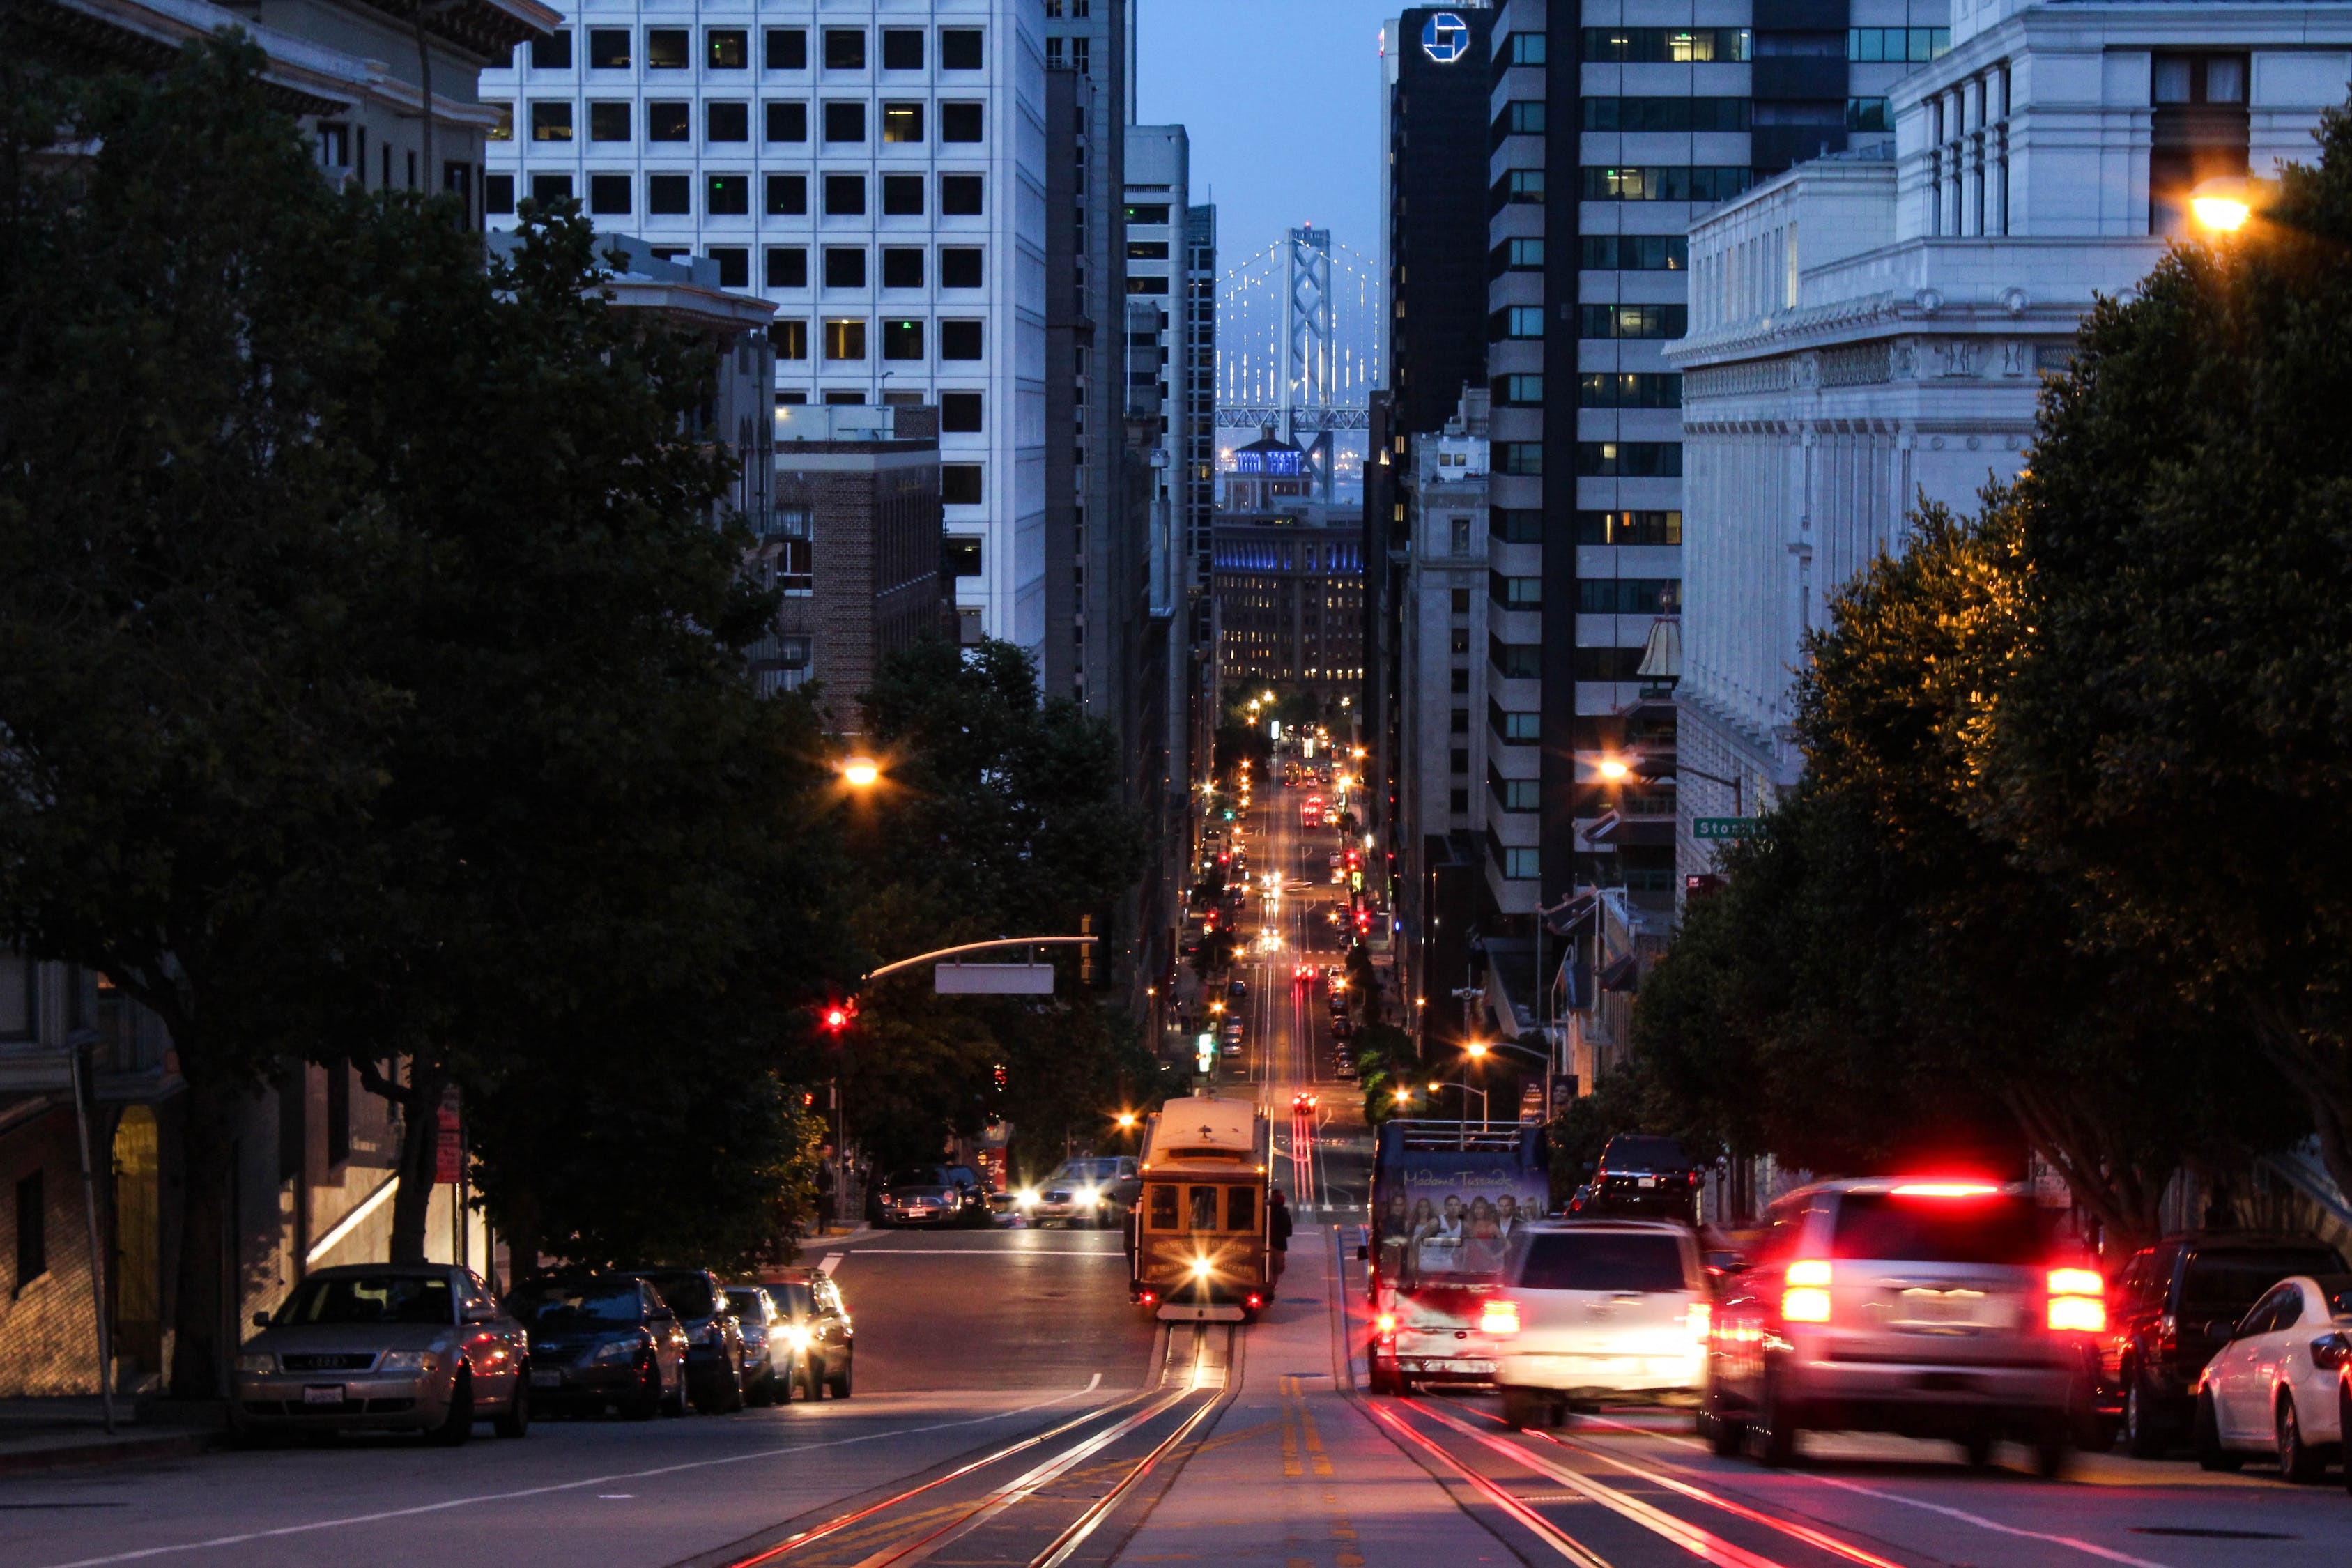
530,1369 -> 564,1388
302,1385 -> 346,1406
1455,1359 -> 1497,1374
1638,1176 -> 1657,1188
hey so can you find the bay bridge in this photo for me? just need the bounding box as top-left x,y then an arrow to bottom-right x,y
1215,228 -> 1383,498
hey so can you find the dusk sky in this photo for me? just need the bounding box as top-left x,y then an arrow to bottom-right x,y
1136,0 -> 1400,280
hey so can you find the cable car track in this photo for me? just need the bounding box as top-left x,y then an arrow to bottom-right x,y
698,1325 -> 1239,1568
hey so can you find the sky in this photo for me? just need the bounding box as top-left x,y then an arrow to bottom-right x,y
1136,0 -> 1400,277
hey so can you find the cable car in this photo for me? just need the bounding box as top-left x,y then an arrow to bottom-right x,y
1128,1093 -> 1272,1321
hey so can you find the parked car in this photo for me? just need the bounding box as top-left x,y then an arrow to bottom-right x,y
2194,1272 -> 2352,1480
870,1164 -> 992,1228
1702,1178 -> 2093,1475
1581,1135 -> 1703,1222
619,1268 -> 746,1413
508,1274 -> 689,1420
760,1268 -> 855,1399
1227,978 -> 1249,999
725,1286 -> 794,1406
2096,1231 -> 2348,1456
1488,1220 -> 1711,1431
1023,1156 -> 1142,1227
232,1264 -> 530,1443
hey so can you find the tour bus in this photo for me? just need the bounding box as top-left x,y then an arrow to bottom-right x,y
1365,1120 -> 1551,1393
1301,794 -> 1324,827
1129,1093 -> 1273,1321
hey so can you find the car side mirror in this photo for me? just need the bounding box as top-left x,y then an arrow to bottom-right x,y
462,1304 -> 496,1323
2207,1319 -> 2240,1342
252,1312 -> 273,1328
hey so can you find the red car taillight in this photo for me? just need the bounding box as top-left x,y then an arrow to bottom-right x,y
2046,1267 -> 2105,1334
1783,1259 -> 1832,1323
1477,1300 -> 1521,1336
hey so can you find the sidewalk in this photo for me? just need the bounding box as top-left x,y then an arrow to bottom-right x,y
0,1396 -> 221,1475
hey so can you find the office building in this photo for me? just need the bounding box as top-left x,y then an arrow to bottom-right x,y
479,2 -> 1046,654
1211,516 -> 1367,709
1380,6 -> 1497,438
1667,0 -> 2352,882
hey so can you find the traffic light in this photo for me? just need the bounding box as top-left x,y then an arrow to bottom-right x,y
820,1000 -> 855,1035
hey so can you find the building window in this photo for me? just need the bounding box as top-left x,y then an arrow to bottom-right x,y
707,102 -> 749,143
1581,166 -> 1755,203
1501,31 -> 1546,66
1576,511 -> 1682,546
1577,577 -> 1681,614
647,101 -> 689,141
0,951 -> 31,1040
767,174 -> 808,215
941,174 -> 983,215
587,101 -> 629,141
1491,574 -> 1542,609
647,28 -> 689,69
1489,638 -> 1542,679
1496,441 -> 1543,476
941,102 -> 984,142
1580,235 -> 1686,272
708,176 -> 749,217
588,28 -> 629,68
882,319 -> 924,360
882,29 -> 924,70
824,319 -> 866,360
1500,847 -> 1541,879
530,174 -> 572,204
1450,748 -> 1470,775
877,247 -> 922,289
765,29 -> 807,70
1581,27 -> 1751,63
1847,27 -> 1950,62
1491,770 -> 1540,811
1578,372 -> 1682,408
883,102 -> 924,143
1495,100 -> 1546,139
939,247 -> 983,288
1493,374 -> 1543,406
529,102 -> 572,141
1491,704 -> 1540,743
484,174 -> 514,215
941,392 -> 983,432
769,508 -> 813,594
1847,97 -> 1892,132
824,102 -> 866,143
771,320 -> 809,360
1583,97 -> 1751,132
767,102 -> 808,144
824,247 -> 866,288
1579,303 -> 1687,339
706,247 -> 748,288
1496,305 -> 1544,339
767,247 -> 808,288
941,463 -> 984,505
882,174 -> 925,215
708,27 -> 747,69
15,1169 -> 45,1286
824,29 -> 866,70
824,175 -> 866,215
1575,442 -> 1683,478
939,319 -> 983,359
589,173 -> 631,215
1496,168 -> 1544,205
945,536 -> 983,576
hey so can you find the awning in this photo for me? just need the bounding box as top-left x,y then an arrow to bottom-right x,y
1585,813 -> 1674,847
1598,953 -> 1642,993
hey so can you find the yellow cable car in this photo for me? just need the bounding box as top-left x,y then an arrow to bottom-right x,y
1128,1093 -> 1272,1322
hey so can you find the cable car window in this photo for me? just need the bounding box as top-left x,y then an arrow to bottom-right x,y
1188,1186 -> 1218,1231
1226,1186 -> 1257,1233
1148,1184 -> 1178,1229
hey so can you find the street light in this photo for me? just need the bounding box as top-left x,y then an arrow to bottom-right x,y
1596,758 -> 1631,781
2190,175 -> 2254,232
1465,1040 -> 1489,1061
841,755 -> 882,789
1115,1112 -> 1137,1130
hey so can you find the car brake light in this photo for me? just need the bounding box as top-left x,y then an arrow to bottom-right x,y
2313,1333 -> 2352,1371
2045,1266 -> 2105,1333
1477,1300 -> 1521,1336
1783,1259 -> 1832,1323
1138,1291 -> 1156,1307
1890,1182 -> 2001,1197
1246,1293 -> 1264,1310
1374,1312 -> 1398,1335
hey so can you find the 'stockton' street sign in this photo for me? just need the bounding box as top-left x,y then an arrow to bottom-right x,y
1693,817 -> 1760,840
935,963 -> 1056,995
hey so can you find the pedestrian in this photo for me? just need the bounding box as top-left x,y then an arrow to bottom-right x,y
1268,1187 -> 1293,1291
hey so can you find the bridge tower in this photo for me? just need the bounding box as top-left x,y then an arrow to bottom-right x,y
1280,227 -> 1335,501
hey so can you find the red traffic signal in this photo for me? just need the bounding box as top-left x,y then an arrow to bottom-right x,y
820,1001 -> 855,1034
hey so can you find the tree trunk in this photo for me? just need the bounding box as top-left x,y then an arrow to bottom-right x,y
387,1056 -> 447,1265
166,1073 -> 240,1399
500,1189 -> 544,1288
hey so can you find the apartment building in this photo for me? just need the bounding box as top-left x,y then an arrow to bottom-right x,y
479,2 -> 1047,653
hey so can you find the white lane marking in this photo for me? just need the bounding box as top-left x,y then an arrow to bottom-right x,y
31,1388 -> 1104,1568
836,1250 -> 1123,1257
596,1495 -> 633,1500
818,1253 -> 845,1276
1084,1373 -> 1102,1392
1794,1475 -> 2176,1568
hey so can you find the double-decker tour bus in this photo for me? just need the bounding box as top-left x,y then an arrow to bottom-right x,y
1129,1093 -> 1273,1321
1365,1120 -> 1551,1394
1301,794 -> 1325,827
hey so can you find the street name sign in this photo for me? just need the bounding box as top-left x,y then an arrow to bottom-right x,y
1693,817 -> 1759,840
935,963 -> 1056,994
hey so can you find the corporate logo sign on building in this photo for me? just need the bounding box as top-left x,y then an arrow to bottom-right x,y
1421,11 -> 1470,63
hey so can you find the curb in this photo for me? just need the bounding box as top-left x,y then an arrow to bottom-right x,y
0,1431 -> 220,1476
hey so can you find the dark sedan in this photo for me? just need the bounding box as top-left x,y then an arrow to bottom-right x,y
871,1165 -> 991,1229
507,1275 -> 688,1420
619,1268 -> 747,1413
1575,1134 -> 1702,1222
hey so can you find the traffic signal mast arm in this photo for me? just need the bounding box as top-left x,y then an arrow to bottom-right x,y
863,935 -> 1100,981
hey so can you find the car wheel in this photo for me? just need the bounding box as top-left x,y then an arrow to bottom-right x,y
430,1365 -> 475,1447
1500,1388 -> 1536,1431
2339,1386 -> 2352,1495
1699,1397 -> 1745,1458
2031,1417 -> 2070,1479
2277,1392 -> 2323,1483
2195,1388 -> 2244,1472
661,1362 -> 690,1417
802,1356 -> 826,1402
2122,1367 -> 2168,1459
1367,1361 -> 1401,1397
1748,1370 -> 1799,1467
1961,1431 -> 1996,1468
827,1351 -> 853,1400
494,1377 -> 531,1439
746,1368 -> 776,1408
623,1355 -> 662,1420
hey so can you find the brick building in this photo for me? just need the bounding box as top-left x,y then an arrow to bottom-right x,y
758,403 -> 948,729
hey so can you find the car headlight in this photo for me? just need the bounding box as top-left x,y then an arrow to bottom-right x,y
587,1337 -> 641,1366
781,1325 -> 813,1353
233,1353 -> 275,1374
1016,1187 -> 1040,1208
378,1351 -> 438,1373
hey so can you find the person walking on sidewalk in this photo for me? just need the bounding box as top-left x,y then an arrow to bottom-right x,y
1268,1188 -> 1293,1290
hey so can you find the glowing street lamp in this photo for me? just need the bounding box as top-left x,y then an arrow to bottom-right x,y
1465,1040 -> 1490,1061
841,755 -> 882,789
2190,175 -> 2254,233
1115,1112 -> 1138,1130
1596,758 -> 1631,781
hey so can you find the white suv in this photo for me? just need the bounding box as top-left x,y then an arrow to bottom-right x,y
1485,1220 -> 1711,1430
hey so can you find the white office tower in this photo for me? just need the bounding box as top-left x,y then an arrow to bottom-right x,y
480,3 -> 1047,654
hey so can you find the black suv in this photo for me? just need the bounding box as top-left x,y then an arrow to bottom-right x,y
2093,1231 -> 2346,1455
1571,1135 -> 1702,1222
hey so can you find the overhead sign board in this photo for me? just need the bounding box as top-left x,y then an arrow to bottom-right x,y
1693,817 -> 1760,840
935,963 -> 1056,994
1421,10 -> 1470,62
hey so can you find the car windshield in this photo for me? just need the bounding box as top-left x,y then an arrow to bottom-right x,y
278,1273 -> 453,1326
725,1289 -> 769,1321
887,1167 -> 949,1188
1054,1160 -> 1119,1183
1830,1193 -> 2045,1263
768,1282 -> 815,1316
639,1274 -> 717,1318
508,1281 -> 643,1326
1601,1137 -> 1690,1171
1516,1232 -> 1689,1293
2184,1251 -> 2345,1316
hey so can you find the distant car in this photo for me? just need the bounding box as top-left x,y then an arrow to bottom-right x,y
2195,1272 -> 2352,1479
1703,1178 -> 2091,1475
232,1265 -> 531,1443
1331,1015 -> 1353,1039
872,1164 -> 992,1229
758,1268 -> 855,1399
509,1274 -> 689,1420
620,1268 -> 746,1413
1227,978 -> 1249,999
2097,1231 -> 2348,1456
1488,1220 -> 1711,1431
1332,1057 -> 1358,1080
1582,1134 -> 1702,1221
1220,1040 -> 1241,1059
724,1286 -> 792,1406
1291,1091 -> 1319,1113
1023,1156 -> 1142,1227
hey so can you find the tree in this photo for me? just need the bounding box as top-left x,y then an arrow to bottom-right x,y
1980,105 -> 2352,1207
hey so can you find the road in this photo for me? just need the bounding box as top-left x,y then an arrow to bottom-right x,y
13,776 -> 2352,1566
